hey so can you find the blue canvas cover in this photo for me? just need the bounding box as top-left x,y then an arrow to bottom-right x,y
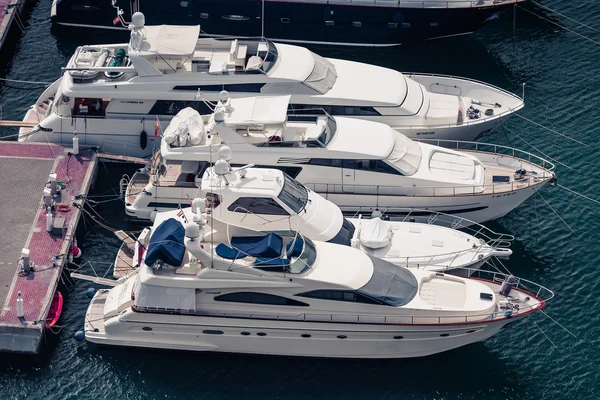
230,232 -> 283,258
145,218 -> 186,268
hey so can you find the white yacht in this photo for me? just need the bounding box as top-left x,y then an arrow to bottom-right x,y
135,94 -> 554,224
83,205 -> 552,358
124,160 -> 513,274
20,14 -> 523,157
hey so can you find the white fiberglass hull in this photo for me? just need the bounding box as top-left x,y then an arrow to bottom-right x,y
85,297 -> 518,359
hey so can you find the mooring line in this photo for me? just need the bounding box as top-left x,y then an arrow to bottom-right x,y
536,190 -> 575,233
515,114 -> 594,150
530,0 -> 600,34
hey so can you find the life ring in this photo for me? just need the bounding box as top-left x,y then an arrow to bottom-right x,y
57,204 -> 71,213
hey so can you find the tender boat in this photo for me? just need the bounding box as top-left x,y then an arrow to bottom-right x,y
124,158 -> 513,273
83,205 -> 552,358
128,94 -> 554,224
21,14 -> 523,157
51,0 -> 523,47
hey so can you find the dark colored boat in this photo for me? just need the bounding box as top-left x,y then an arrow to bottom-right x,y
50,0 -> 521,46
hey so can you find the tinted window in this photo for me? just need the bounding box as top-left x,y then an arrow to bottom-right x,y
278,173 -> 308,213
328,218 -> 356,246
297,290 -> 383,305
227,197 -> 289,215
173,84 -> 265,93
148,100 -> 213,115
147,202 -> 185,208
215,292 -> 308,306
357,160 -> 403,175
231,164 -> 302,178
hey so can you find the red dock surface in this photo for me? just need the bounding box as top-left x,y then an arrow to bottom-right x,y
0,142 -> 97,353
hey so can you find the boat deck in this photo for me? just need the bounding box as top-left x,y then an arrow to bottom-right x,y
0,142 -> 97,354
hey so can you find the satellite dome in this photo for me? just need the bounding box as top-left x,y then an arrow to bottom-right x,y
131,12 -> 145,29
218,145 -> 232,161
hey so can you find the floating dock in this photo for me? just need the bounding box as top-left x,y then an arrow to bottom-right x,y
0,142 -> 97,354
0,0 -> 25,52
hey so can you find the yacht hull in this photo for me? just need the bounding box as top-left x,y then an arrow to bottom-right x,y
51,0 -> 516,47
85,299 -> 518,359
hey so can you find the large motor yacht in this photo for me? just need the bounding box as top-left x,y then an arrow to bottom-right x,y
84,205 -> 552,358
51,0 -> 523,47
124,161 -> 513,273
130,94 -> 554,224
21,14 -> 523,157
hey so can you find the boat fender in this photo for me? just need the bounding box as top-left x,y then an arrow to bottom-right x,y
72,244 -> 82,258
86,288 -> 96,299
140,130 -> 147,150
74,330 -> 85,342
499,275 -> 516,297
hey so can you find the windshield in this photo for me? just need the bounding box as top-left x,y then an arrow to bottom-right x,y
278,173 -> 309,213
328,218 -> 356,246
289,236 -> 317,274
316,115 -> 337,146
357,255 -> 418,307
385,132 -> 423,176
303,53 -> 337,94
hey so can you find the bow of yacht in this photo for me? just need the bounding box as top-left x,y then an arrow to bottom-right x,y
84,204 -> 551,358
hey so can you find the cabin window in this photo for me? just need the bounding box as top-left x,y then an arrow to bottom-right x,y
173,84 -> 266,93
227,197 -> 289,215
231,164 -> 302,179
352,21 -> 362,28
200,13 -> 209,19
289,104 -> 380,117
297,290 -> 383,305
388,23 -> 398,29
281,18 -> 290,24
148,100 -> 213,116
147,202 -> 184,209
327,218 -> 356,246
430,22 -> 439,28
401,23 -> 411,28
222,15 -> 250,21
277,173 -> 309,213
214,292 -> 309,306
73,98 -> 107,117
357,160 -> 403,176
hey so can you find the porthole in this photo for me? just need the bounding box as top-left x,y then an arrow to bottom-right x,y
352,21 -> 362,28
142,326 -> 153,331
388,22 -> 398,29
281,18 -> 290,24
401,22 -> 411,29
325,20 -> 335,27
222,15 -> 249,21
337,335 -> 347,339
466,330 -> 476,334
257,332 -> 267,337
203,329 -> 224,335
440,333 -> 450,337
241,332 -> 251,336
200,13 -> 209,19
430,22 -> 439,28
180,1 -> 188,6
301,334 -> 311,338
393,335 -> 403,339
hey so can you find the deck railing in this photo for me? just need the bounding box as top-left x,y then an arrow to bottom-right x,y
134,268 -> 552,326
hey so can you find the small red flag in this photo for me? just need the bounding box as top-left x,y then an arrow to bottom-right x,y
113,16 -> 120,25
154,117 -> 160,137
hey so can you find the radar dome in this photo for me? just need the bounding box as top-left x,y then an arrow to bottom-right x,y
185,223 -> 200,239
218,90 -> 230,103
218,145 -> 232,161
131,12 -> 145,29
214,159 -> 230,176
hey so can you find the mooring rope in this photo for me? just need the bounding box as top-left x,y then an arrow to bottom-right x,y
514,114 -> 595,150
517,5 -> 600,47
530,0 -> 600,34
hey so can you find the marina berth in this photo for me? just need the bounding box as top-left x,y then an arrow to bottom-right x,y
20,14 -> 522,157
124,159 -> 514,274
51,0 -> 522,47
83,205 -> 551,358
140,94 -> 554,224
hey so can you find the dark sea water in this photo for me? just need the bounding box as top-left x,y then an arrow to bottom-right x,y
2,1 -> 600,399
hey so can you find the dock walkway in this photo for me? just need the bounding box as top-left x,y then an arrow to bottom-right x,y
0,142 -> 97,353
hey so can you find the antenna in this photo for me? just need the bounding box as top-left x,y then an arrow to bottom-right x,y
261,0 -> 265,38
